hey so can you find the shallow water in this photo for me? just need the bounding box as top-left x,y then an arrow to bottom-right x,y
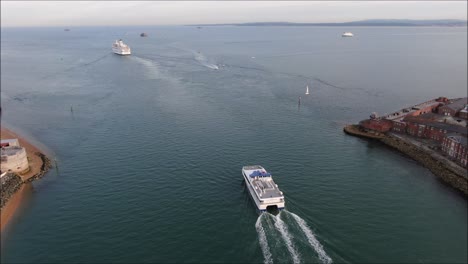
1,26 -> 467,263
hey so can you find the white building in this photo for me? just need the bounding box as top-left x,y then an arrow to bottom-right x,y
1,139 -> 29,174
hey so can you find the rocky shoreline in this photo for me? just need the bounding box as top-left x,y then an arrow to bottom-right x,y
1,152 -> 52,209
344,125 -> 468,195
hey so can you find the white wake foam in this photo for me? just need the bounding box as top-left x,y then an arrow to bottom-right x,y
274,213 -> 301,264
194,52 -> 219,70
255,214 -> 273,264
132,56 -> 160,79
287,211 -> 333,264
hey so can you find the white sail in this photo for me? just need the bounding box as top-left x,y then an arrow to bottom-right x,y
305,85 -> 309,95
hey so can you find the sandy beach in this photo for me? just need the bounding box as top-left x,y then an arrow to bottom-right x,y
1,127 -> 47,232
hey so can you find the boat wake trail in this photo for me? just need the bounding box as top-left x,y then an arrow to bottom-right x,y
193,51 -> 219,70
288,211 -> 333,264
274,213 -> 301,264
256,214 -> 273,264
132,56 -> 161,79
255,210 -> 333,264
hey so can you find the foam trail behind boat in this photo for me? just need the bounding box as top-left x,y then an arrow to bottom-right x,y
287,211 -> 333,264
194,52 -> 219,70
132,56 -> 161,79
255,214 -> 273,264
274,213 -> 301,264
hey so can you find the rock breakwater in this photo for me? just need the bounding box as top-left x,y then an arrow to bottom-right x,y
1,152 -> 52,209
1,173 -> 23,208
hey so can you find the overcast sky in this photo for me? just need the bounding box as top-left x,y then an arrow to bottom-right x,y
1,1 -> 467,27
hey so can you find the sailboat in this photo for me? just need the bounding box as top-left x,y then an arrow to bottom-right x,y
305,85 -> 310,95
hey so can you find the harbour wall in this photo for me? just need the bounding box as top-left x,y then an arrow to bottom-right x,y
344,125 -> 468,195
1,173 -> 23,208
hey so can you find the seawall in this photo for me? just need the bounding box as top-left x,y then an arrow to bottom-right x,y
344,125 -> 468,195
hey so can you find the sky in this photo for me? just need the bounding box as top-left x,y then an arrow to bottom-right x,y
1,1 -> 467,27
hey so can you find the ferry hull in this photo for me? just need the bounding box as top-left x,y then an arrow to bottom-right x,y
113,50 -> 131,56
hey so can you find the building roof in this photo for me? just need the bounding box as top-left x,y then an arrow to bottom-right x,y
426,122 -> 468,135
383,99 -> 441,121
404,112 -> 468,126
440,97 -> 468,111
403,112 -> 468,134
0,139 -> 19,145
446,133 -> 468,147
1,146 -> 25,156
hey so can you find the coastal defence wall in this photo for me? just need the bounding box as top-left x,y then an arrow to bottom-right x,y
344,125 -> 468,195
381,136 -> 467,194
1,147 -> 30,174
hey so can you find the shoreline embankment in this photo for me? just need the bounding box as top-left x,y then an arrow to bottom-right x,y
344,124 -> 468,195
1,127 -> 52,232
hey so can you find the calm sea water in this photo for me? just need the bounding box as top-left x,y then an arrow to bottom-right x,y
1,26 -> 467,263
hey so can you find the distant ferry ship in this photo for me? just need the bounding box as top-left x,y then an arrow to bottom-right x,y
342,32 -> 354,37
112,39 -> 131,55
242,165 -> 285,212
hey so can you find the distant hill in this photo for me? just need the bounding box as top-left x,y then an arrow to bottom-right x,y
191,19 -> 467,27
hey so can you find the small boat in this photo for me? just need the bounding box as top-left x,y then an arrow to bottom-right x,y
112,39 -> 131,55
342,32 -> 354,37
305,85 -> 310,95
242,165 -> 285,212
140,32 -> 148,37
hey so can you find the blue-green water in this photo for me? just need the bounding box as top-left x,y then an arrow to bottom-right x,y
1,26 -> 467,263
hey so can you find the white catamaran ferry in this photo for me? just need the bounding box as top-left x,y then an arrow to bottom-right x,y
112,39 -> 131,55
242,165 -> 285,212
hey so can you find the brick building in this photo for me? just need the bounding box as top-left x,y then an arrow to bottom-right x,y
441,134 -> 468,168
438,97 -> 468,117
459,105 -> 468,120
404,113 -> 467,142
358,97 -> 468,168
382,98 -> 443,134
359,118 -> 393,133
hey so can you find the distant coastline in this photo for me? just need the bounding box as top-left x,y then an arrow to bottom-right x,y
189,19 -> 467,27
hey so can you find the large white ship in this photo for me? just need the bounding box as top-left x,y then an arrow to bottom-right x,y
242,165 -> 285,212
112,39 -> 131,55
342,32 -> 354,37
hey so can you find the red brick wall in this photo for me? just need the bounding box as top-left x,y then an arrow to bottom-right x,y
360,119 -> 393,133
459,111 -> 468,120
391,121 -> 406,133
442,137 -> 468,168
405,122 -> 447,142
